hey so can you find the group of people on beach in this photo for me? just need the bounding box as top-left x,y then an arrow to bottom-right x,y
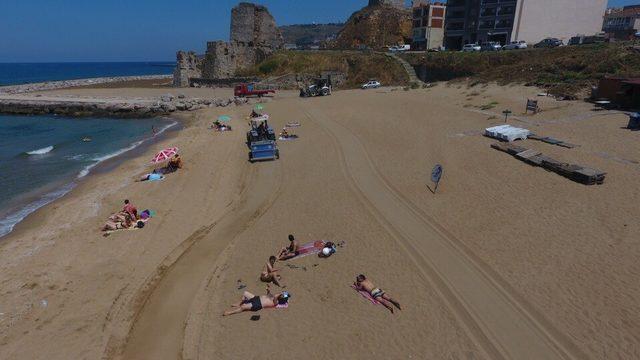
223,234 -> 401,316
101,199 -> 148,232
101,154 -> 184,233
136,153 -> 183,182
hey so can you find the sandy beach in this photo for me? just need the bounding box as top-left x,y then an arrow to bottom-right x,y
0,83 -> 638,359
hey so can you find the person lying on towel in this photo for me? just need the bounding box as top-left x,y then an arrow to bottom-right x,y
277,234 -> 299,260
136,169 -> 164,182
354,274 -> 402,313
223,285 -> 290,316
102,214 -> 133,231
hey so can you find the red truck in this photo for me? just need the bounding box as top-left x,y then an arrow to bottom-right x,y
234,83 -> 276,97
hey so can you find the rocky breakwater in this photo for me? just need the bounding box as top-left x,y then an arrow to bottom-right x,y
0,75 -> 172,95
0,93 -> 258,118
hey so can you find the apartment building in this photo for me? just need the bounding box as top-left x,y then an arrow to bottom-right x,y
603,5 -> 640,40
411,1 -> 447,50
444,0 -> 608,50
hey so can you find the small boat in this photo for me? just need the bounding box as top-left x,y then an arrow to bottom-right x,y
82,137 -> 92,142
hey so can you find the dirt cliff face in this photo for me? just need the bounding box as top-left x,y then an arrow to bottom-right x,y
333,5 -> 411,49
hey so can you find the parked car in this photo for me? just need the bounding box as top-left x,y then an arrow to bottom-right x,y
569,34 -> 605,46
533,38 -> 563,48
362,80 -> 381,89
480,42 -> 502,51
388,44 -> 410,52
502,40 -> 527,50
461,43 -> 481,52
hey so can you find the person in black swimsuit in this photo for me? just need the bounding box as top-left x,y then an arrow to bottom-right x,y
223,285 -> 290,316
277,234 -> 300,260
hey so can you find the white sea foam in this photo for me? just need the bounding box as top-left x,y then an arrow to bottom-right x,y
0,183 -> 75,239
76,120 -> 177,179
27,145 -> 54,155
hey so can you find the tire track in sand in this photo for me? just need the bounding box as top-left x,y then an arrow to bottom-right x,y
120,162 -> 284,360
303,106 -> 586,360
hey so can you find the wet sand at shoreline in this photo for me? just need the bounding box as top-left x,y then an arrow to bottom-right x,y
0,84 -> 638,359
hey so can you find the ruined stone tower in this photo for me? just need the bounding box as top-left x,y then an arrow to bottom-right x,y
368,0 -> 405,8
174,2 -> 283,86
202,2 -> 283,79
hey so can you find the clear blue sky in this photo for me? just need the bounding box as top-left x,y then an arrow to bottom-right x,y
0,0 -> 635,62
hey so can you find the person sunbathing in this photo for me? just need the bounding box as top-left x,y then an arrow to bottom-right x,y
260,256 -> 283,287
354,274 -> 401,313
167,154 -> 183,172
277,234 -> 299,260
136,170 -> 164,182
223,285 -> 290,316
102,214 -> 133,231
280,128 -> 289,138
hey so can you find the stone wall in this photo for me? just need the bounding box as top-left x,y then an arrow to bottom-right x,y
173,51 -> 202,87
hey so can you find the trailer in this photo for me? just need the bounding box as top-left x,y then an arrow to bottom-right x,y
234,83 -> 276,98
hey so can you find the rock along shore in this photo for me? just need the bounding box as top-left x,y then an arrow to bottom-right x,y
0,93 -> 261,118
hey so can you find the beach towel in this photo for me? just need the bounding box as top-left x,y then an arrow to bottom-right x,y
278,135 -> 298,141
351,285 -> 380,305
285,122 -> 301,128
288,240 -> 326,260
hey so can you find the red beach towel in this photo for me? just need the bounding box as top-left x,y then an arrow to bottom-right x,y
351,285 -> 380,305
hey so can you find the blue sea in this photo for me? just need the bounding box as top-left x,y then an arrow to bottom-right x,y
0,62 -> 174,86
0,62 -> 178,238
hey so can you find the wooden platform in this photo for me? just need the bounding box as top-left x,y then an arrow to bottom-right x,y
491,142 -> 606,185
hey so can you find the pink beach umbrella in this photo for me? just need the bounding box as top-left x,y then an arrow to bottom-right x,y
151,147 -> 179,164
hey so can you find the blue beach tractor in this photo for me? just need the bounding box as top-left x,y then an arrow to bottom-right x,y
246,115 -> 279,162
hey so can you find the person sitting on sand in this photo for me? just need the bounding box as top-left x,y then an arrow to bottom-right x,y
260,256 -> 283,287
136,169 -> 164,182
223,285 -> 290,316
280,127 -> 289,138
167,154 -> 183,172
102,214 -> 133,231
354,274 -> 401,313
123,199 -> 138,220
250,110 -> 260,118
277,234 -> 299,261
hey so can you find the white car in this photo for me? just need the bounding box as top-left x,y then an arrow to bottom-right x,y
388,44 -> 410,52
362,80 -> 381,89
461,43 -> 481,52
502,40 -> 528,50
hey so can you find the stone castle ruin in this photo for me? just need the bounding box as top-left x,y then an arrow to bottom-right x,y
173,2 -> 283,87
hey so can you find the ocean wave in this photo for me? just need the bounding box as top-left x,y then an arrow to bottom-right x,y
76,120 -> 177,179
26,145 -> 54,155
0,183 -> 76,239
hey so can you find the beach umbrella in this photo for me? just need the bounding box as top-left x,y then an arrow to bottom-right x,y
218,115 -> 231,122
151,147 -> 179,164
